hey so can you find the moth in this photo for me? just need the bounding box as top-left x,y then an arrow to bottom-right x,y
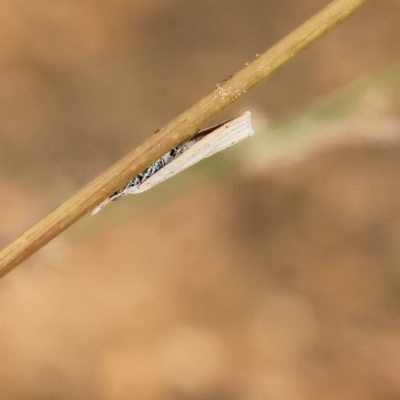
92,111 -> 254,215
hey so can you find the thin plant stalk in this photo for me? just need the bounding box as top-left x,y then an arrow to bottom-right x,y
0,0 -> 371,278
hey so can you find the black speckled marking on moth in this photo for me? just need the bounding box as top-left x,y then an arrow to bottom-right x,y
109,135 -> 203,202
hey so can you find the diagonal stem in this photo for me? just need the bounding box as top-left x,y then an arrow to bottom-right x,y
0,0 -> 371,279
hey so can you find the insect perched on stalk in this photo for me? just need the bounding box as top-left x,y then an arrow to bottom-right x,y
92,111 -> 254,215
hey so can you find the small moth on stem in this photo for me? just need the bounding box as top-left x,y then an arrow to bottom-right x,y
92,111 -> 254,214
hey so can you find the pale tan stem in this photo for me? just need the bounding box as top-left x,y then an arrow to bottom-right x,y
0,0 -> 371,278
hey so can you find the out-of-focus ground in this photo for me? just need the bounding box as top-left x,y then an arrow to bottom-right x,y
1,1 -> 400,399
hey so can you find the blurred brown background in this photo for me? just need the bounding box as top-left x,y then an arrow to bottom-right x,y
1,0 -> 400,399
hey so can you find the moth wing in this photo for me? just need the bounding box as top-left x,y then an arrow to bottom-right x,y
133,111 -> 254,193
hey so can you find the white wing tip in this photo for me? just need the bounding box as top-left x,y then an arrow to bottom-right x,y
238,111 -> 254,136
91,206 -> 102,215
91,198 -> 112,215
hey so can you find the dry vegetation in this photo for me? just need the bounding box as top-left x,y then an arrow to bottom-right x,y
1,0 -> 400,399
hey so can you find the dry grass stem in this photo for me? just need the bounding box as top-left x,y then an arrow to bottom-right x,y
0,0 -> 371,278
